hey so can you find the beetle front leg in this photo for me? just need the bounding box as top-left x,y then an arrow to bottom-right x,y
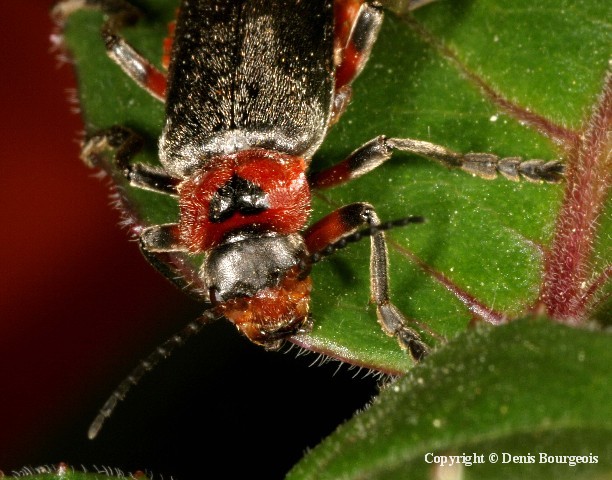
82,126 -> 197,293
309,135 -> 565,189
82,125 -> 180,196
305,203 -> 429,360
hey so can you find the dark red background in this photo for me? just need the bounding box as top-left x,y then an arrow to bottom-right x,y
0,2 -> 377,477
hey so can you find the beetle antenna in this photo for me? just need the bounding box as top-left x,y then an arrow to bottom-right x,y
309,215 -> 425,264
87,308 -> 220,440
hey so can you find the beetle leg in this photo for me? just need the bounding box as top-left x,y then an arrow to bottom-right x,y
137,224 -> 205,297
309,135 -> 565,189
102,27 -> 168,101
334,1 -> 384,91
82,126 -> 180,195
304,203 -> 429,360
332,1 -> 384,123
140,224 -> 186,253
331,0 -> 437,122
53,0 -> 167,101
82,128 -> 201,294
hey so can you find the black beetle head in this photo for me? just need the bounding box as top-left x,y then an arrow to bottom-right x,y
202,232 -> 313,346
203,232 -> 309,304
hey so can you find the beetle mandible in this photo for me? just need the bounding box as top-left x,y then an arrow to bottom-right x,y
53,0 -> 564,438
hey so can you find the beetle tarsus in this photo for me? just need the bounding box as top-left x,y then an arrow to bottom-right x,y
310,135 -> 564,189
387,137 -> 565,183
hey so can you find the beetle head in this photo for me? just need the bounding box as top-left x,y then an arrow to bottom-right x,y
203,232 -> 312,347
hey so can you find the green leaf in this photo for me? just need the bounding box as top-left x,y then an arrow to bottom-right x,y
59,0 -> 610,374
287,317 -> 612,479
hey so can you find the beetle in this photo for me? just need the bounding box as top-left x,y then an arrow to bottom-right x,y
53,0 -> 564,438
